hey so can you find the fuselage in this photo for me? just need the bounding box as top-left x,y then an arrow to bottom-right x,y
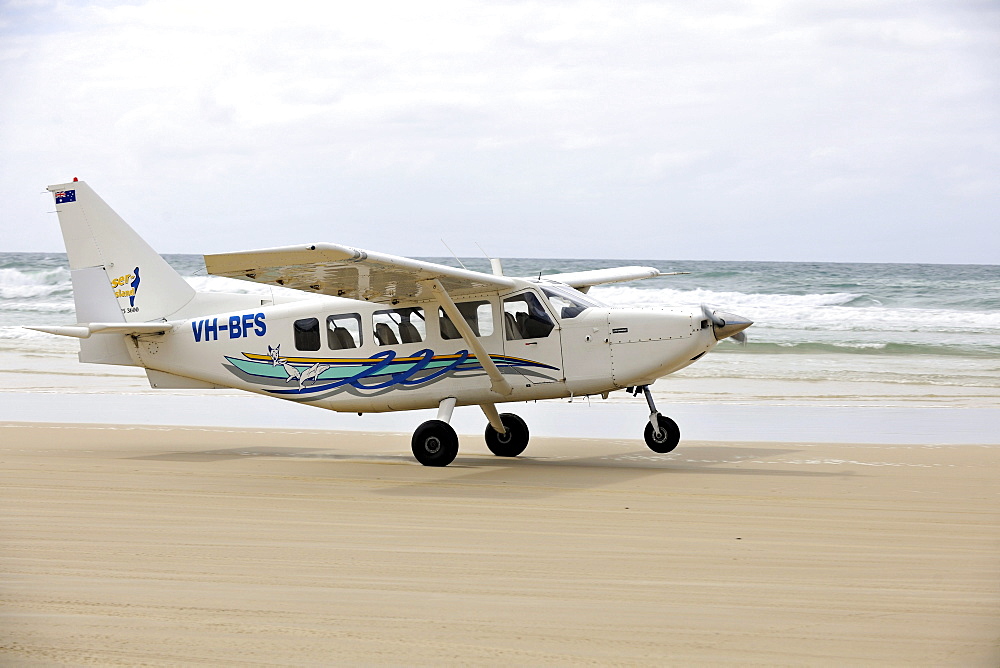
128,279 -> 720,413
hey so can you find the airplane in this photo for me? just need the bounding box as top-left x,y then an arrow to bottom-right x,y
28,179 -> 752,466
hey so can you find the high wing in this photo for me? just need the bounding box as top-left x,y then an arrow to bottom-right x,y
541,266 -> 686,292
205,243 -> 517,304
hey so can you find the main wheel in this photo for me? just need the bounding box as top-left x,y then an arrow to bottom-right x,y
484,413 -> 530,457
411,420 -> 459,467
644,414 -> 680,453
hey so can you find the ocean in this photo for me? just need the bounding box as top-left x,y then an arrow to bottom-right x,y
2,253 -> 999,414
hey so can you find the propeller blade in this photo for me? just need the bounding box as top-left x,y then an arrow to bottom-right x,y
701,304 -> 725,328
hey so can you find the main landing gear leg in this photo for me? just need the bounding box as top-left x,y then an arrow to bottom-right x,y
482,403 -> 530,458
635,385 -> 681,454
411,397 -> 459,467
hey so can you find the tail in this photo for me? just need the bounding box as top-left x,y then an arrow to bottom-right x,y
47,180 -> 195,324
38,179 -> 262,370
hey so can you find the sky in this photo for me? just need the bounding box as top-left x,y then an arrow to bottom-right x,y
1,0 -> 998,263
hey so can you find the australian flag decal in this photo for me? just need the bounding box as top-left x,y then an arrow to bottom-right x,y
54,190 -> 76,204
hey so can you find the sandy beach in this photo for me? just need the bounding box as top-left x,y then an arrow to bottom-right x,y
2,422 -> 998,666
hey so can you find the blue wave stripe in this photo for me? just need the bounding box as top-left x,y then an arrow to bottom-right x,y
225,348 -> 560,395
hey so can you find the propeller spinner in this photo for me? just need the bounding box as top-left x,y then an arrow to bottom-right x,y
702,305 -> 753,345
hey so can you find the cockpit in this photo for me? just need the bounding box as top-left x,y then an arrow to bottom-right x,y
537,282 -> 606,319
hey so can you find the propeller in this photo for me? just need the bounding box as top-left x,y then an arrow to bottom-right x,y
701,304 -> 752,345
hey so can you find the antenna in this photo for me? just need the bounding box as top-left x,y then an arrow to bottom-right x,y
440,239 -> 468,270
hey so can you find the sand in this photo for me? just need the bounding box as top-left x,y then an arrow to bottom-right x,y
1,422 -> 998,666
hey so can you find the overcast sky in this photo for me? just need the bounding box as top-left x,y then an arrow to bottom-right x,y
2,0 -> 997,263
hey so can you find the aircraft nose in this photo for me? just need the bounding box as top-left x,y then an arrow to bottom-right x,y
701,305 -> 753,343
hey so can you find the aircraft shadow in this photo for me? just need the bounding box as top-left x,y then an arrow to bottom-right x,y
128,443 -> 854,501
376,446 -> 854,499
128,447 -> 347,462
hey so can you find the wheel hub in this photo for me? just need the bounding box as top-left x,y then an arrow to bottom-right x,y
424,436 -> 441,454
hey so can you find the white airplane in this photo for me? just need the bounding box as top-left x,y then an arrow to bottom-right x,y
29,180 -> 752,466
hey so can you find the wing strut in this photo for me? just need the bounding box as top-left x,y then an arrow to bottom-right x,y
424,279 -> 513,399
479,402 -> 507,435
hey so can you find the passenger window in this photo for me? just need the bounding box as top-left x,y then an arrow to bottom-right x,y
503,293 -> 554,340
293,317 -> 321,351
439,300 -> 494,340
373,307 -> 426,346
327,313 -> 362,350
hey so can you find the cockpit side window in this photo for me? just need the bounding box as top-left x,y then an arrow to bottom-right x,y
503,292 -> 554,340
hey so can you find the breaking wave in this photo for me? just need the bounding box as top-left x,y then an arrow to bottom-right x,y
3,253 -> 998,362
0,266 -> 72,299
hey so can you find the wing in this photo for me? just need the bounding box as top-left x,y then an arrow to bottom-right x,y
204,243 -> 516,304
541,266 -> 685,292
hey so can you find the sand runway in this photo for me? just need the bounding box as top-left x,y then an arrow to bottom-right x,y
2,423 -> 998,665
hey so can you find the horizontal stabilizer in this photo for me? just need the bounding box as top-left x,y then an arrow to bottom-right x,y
542,266 -> 686,291
25,322 -> 173,339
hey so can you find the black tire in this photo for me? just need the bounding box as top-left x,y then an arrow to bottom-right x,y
411,420 -> 459,466
484,413 -> 530,457
644,414 -> 680,453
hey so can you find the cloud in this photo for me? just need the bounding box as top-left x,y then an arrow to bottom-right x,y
1,0 -> 997,262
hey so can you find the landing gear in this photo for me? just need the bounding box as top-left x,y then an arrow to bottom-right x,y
644,414 -> 680,453
484,413 -> 530,457
412,397 -> 460,466
632,385 -> 681,454
411,420 -> 459,467
410,400 -> 533,466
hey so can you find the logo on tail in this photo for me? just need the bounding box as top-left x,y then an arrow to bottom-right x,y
111,266 -> 141,311
129,266 -> 140,307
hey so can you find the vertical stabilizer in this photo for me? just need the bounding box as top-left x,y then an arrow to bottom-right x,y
47,180 -> 195,323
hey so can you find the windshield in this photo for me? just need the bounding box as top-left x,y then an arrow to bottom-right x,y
540,283 -> 605,319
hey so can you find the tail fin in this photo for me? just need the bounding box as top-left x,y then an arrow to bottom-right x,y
47,180 -> 195,323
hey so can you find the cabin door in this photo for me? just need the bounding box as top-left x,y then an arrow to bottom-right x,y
500,289 -> 564,384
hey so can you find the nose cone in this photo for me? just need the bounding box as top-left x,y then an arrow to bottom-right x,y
714,312 -> 753,341
702,306 -> 753,342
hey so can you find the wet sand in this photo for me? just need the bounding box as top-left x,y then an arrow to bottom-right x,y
2,423 -> 998,666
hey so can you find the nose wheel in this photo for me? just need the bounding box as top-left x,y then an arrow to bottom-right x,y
633,385 -> 681,453
644,413 -> 680,453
